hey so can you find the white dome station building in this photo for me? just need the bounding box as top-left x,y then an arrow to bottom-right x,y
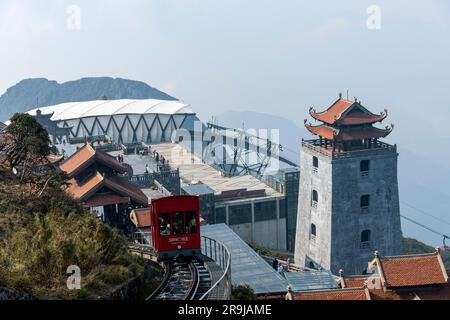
24,99 -> 199,145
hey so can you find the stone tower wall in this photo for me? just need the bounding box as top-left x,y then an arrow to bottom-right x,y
295,143 -> 403,275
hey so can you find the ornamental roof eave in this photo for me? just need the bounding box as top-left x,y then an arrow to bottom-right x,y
309,97 -> 389,125
304,120 -> 394,141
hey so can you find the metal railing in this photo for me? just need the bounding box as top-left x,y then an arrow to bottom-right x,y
199,236 -> 232,300
260,255 -> 303,272
302,139 -> 397,160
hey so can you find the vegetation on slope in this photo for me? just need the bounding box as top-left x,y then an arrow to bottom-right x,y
0,114 -> 157,299
231,284 -> 256,300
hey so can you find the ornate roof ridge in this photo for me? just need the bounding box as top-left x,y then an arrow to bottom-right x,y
309,94 -> 388,125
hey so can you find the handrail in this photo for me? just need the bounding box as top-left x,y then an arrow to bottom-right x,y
302,139 -> 396,159
199,236 -> 232,300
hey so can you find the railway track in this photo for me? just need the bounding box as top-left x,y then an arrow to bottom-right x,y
147,257 -> 211,300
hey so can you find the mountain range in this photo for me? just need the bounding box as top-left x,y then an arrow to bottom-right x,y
0,77 -> 177,122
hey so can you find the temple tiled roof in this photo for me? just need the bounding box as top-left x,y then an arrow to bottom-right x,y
372,251 -> 448,288
83,193 -> 131,208
309,97 -> 387,125
60,143 -> 127,178
294,287 -> 370,300
305,122 -> 393,141
67,172 -> 104,200
130,208 -> 151,228
67,171 -> 148,206
290,250 -> 450,301
339,274 -> 370,289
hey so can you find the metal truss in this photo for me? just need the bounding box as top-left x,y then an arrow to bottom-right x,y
203,121 -> 298,179
61,113 -> 190,145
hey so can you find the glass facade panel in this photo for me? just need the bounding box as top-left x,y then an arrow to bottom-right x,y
229,204 -> 252,225
254,200 -> 277,222
215,207 -> 227,224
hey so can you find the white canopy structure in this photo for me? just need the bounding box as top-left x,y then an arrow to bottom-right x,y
22,99 -> 198,144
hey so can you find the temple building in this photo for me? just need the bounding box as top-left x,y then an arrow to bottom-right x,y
59,143 -> 148,231
295,94 -> 403,275
293,250 -> 450,300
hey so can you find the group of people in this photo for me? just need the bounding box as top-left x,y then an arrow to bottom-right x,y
272,258 -> 284,274
273,258 -> 295,300
116,153 -> 124,163
158,214 -> 197,236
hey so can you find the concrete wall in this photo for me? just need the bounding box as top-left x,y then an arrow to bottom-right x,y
230,219 -> 287,251
330,150 -> 403,274
295,144 -> 403,275
295,147 -> 333,269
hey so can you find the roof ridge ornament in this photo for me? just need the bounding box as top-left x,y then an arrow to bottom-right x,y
385,124 -> 394,132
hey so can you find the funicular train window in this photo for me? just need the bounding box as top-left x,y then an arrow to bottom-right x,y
172,212 -> 185,234
159,213 -> 171,236
186,211 -> 198,234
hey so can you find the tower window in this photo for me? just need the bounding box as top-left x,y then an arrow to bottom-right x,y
361,230 -> 371,249
312,156 -> 319,173
310,223 -> 317,240
311,190 -> 318,208
360,195 -> 370,212
360,160 -> 370,176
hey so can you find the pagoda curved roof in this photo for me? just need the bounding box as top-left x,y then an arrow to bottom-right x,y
309,97 -> 387,125
60,143 -> 127,178
304,121 -> 393,141
67,171 -> 148,205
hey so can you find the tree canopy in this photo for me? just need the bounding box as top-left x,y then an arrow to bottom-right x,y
0,113 -> 50,175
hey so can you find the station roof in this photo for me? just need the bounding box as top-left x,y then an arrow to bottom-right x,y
23,99 -> 194,121
151,143 -> 282,197
284,270 -> 338,291
201,223 -> 289,295
182,184 -> 215,196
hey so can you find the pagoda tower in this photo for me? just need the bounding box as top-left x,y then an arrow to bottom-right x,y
295,94 -> 403,275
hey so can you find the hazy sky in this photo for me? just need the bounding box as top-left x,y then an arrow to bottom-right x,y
1,1 -> 450,245
1,0 -> 449,157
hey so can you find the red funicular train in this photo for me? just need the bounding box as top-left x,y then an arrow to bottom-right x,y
150,195 -> 201,259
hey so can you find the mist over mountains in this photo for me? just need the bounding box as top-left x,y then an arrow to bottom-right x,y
0,77 -> 177,122
0,77 -> 446,246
